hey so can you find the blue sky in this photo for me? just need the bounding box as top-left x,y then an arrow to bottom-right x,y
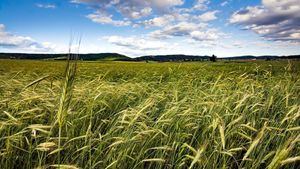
0,0 -> 299,57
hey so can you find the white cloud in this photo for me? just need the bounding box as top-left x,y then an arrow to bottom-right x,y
220,1 -> 229,7
132,7 -> 152,19
175,0 -> 209,13
141,12 -> 191,27
263,0 -> 300,14
70,0 -> 225,51
150,0 -> 184,8
142,14 -> 176,27
72,0 -> 183,21
36,3 -> 56,9
73,0 -> 225,30
0,24 -> 55,52
139,8 -> 220,33
190,29 -> 220,41
149,22 -> 205,38
101,35 -> 188,57
104,35 -> 169,50
230,0 -> 300,42
87,12 -> 131,26
198,10 -> 219,22
118,6 -> 153,19
193,0 -> 210,11
149,21 -> 222,42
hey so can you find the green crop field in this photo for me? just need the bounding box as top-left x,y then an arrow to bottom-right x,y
0,59 -> 299,169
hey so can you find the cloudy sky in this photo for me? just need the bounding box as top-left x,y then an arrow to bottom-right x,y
0,0 -> 299,57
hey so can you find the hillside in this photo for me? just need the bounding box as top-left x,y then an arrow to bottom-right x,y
222,55 -> 300,60
0,53 -> 130,61
0,53 -> 299,61
130,55 -> 210,62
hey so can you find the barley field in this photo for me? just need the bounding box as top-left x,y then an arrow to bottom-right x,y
0,59 -> 299,169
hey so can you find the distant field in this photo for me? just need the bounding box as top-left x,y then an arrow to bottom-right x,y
0,59 -> 299,169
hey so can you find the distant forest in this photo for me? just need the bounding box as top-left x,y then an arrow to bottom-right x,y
0,53 -> 299,62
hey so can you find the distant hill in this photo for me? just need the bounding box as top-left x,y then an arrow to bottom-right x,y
280,55 -> 300,59
126,55 -> 210,62
222,55 -> 280,60
0,53 -> 299,61
222,55 -> 300,60
0,53 -> 129,61
121,54 -> 299,62
0,53 -> 211,62
79,53 -> 129,61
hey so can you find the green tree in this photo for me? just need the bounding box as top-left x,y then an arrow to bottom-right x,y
210,54 -> 217,62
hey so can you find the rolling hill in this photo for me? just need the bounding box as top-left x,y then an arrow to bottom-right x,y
0,53 -> 129,61
0,53 -> 299,61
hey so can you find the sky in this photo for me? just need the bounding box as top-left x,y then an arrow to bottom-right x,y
0,0 -> 299,57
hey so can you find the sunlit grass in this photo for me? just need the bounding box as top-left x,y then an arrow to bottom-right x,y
0,59 -> 299,168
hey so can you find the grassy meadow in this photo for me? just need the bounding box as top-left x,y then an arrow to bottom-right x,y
0,59 -> 299,169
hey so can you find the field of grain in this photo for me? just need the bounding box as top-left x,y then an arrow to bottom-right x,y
0,59 -> 299,169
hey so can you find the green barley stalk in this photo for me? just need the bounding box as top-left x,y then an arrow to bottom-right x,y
267,134 -> 300,169
56,38 -> 80,165
242,122 -> 268,161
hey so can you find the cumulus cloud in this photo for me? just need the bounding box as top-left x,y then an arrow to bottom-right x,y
140,12 -> 191,27
72,0 -> 183,9
150,22 -> 206,38
104,35 -> 169,50
87,12 -> 131,26
149,22 -> 222,41
193,0 -> 210,11
72,0 -> 183,21
72,0 -> 222,42
121,7 -> 152,19
0,24 -> 54,52
140,9 -> 218,28
142,14 -> 176,27
190,29 -> 220,41
36,3 -> 56,9
175,0 -> 209,13
102,35 -> 184,57
198,10 -> 219,22
73,0 -> 224,44
230,0 -> 300,42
